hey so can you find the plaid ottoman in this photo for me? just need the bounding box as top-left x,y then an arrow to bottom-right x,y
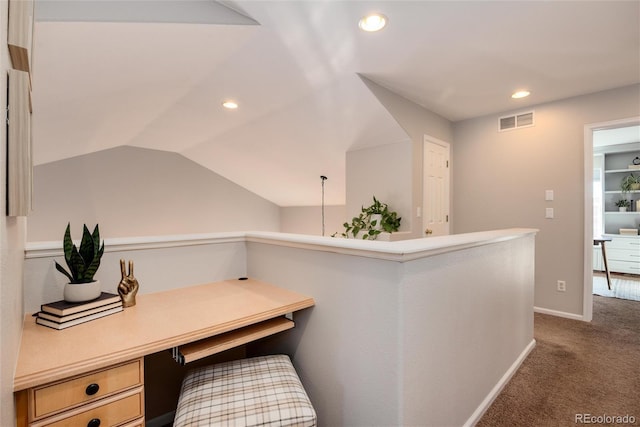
174,355 -> 316,427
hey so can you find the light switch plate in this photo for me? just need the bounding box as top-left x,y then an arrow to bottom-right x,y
545,207 -> 554,219
545,190 -> 554,201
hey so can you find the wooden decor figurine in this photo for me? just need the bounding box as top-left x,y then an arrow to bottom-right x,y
117,259 -> 139,307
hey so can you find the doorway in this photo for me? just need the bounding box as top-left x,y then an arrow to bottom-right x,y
583,117 -> 640,321
423,135 -> 450,237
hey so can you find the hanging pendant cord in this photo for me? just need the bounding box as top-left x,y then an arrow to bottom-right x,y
321,175 -> 327,236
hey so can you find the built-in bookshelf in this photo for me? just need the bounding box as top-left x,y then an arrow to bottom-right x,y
601,148 -> 640,234
594,145 -> 640,275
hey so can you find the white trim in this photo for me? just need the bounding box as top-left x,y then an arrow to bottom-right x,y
422,134 -> 450,149
245,229 -> 536,262
25,228 -> 538,263
534,306 -> 584,321
583,123 -> 595,323
583,116 -> 640,323
463,339 -> 536,427
24,232 -> 246,258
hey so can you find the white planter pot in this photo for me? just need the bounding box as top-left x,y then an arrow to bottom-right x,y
64,280 -> 102,303
370,214 -> 383,230
376,232 -> 392,241
619,207 -> 628,212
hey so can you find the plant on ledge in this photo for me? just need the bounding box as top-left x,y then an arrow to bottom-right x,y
621,173 -> 640,192
55,223 -> 105,284
338,196 -> 402,239
615,199 -> 631,210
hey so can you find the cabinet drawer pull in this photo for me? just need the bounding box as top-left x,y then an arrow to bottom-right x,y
87,418 -> 101,427
85,383 -> 100,396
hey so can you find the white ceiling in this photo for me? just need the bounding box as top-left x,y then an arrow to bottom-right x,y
32,0 -> 640,206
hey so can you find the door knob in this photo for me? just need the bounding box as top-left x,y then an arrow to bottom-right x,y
425,229 -> 433,235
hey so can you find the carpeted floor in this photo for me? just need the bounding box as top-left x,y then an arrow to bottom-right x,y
477,296 -> 640,426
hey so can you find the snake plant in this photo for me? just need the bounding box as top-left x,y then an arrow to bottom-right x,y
54,223 -> 105,284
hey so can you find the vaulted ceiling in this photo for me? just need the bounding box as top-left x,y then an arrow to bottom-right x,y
32,0 -> 640,206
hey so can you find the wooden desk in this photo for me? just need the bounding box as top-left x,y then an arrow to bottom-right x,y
594,236 -> 613,290
14,279 -> 314,426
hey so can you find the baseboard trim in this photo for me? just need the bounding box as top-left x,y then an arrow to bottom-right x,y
146,411 -> 175,427
463,338 -> 536,427
534,306 -> 585,321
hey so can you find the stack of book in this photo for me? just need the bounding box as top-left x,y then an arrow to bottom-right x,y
35,292 -> 123,330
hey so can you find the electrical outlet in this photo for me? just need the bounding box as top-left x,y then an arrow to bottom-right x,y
557,280 -> 566,292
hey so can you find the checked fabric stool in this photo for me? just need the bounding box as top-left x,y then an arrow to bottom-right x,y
174,354 -> 317,426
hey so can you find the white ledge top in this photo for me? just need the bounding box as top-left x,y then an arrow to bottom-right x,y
245,228 -> 537,261
25,228 -> 537,262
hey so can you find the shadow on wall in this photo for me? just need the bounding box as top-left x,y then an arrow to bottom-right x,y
28,146 -> 281,241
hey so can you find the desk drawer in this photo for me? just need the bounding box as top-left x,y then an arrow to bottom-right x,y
607,248 -> 640,262
609,260 -> 640,274
608,237 -> 640,250
31,386 -> 144,427
32,359 -> 143,420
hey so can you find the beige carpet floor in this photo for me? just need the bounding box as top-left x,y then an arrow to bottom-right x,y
478,296 -> 640,427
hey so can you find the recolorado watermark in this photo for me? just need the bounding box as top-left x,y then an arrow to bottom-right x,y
575,414 -> 636,424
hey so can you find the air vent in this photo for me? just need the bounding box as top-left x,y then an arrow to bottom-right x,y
499,111 -> 535,132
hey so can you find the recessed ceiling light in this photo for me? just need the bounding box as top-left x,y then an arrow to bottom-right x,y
222,100 -> 238,109
511,90 -> 531,99
359,13 -> 387,32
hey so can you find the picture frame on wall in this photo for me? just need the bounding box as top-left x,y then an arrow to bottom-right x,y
6,68 -> 32,217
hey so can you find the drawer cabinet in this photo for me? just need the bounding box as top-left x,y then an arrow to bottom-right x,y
609,260 -> 640,274
31,387 -> 144,427
605,235 -> 640,275
18,358 -> 144,427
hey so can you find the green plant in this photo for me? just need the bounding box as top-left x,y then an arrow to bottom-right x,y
621,173 -> 640,192
339,197 -> 402,239
363,196 -> 386,215
615,199 -> 631,208
54,223 -> 105,284
341,213 -> 381,240
381,210 -> 401,233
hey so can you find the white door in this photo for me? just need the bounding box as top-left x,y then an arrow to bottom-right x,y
423,136 -> 450,237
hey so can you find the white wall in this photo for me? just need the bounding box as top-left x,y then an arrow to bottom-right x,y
280,205 -> 346,237
28,146 -> 281,241
23,238 -> 247,314
400,234 -> 534,425
245,230 -> 535,426
0,215 -> 25,427
452,84 -> 640,317
346,141 -> 412,233
0,0 -> 27,424
360,76 -> 453,238
249,243 -> 403,426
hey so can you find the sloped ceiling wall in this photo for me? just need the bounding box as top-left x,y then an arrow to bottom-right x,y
31,1 -> 639,208
32,1 -> 410,207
